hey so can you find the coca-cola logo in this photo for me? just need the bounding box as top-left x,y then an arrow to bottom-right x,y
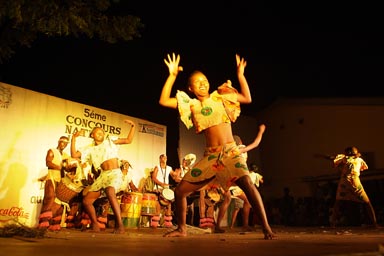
0,206 -> 30,221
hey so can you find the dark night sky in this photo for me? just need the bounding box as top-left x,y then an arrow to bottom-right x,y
0,2 -> 383,165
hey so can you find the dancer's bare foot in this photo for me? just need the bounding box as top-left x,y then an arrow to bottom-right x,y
364,223 -> 382,229
214,227 -> 226,233
242,226 -> 254,232
163,228 -> 187,237
263,228 -> 277,240
113,227 -> 126,234
84,223 -> 101,233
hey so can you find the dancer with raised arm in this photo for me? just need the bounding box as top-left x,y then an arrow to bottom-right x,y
159,53 -> 275,239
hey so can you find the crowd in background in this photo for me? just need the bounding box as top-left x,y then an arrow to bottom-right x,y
261,182 -> 384,227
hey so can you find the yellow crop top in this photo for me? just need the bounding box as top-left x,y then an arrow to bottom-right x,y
176,83 -> 240,133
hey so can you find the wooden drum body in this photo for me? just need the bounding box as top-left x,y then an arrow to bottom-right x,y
120,192 -> 143,228
141,193 -> 158,216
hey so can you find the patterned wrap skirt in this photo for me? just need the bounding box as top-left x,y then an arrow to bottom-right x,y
182,141 -> 250,191
88,168 -> 124,195
336,174 -> 370,203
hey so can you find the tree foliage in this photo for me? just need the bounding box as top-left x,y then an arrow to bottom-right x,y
0,0 -> 144,63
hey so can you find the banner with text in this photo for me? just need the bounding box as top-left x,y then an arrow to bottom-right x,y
0,82 -> 166,227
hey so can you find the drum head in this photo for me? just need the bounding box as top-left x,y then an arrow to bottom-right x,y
207,189 -> 221,202
183,153 -> 197,167
162,188 -> 175,201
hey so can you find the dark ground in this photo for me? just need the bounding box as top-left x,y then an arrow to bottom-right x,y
1,225 -> 383,256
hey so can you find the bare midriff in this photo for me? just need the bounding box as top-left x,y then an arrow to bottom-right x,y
204,123 -> 234,147
100,158 -> 120,170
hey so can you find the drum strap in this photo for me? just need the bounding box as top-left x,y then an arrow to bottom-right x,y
52,176 -> 56,191
54,197 -> 71,227
159,166 -> 167,184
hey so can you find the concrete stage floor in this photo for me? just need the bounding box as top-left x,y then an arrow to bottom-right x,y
1,225 -> 383,256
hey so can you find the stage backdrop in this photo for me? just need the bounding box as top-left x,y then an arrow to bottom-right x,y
0,82 -> 166,227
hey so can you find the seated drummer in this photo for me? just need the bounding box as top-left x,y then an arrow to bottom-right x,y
151,154 -> 178,227
119,159 -> 139,193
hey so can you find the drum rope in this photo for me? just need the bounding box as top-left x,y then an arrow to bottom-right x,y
54,197 -> 70,227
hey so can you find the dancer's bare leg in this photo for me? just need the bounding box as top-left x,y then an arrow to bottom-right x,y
238,193 -> 252,231
164,180 -> 208,237
366,202 -> 378,227
330,200 -> 341,228
230,208 -> 240,229
38,180 -> 56,228
83,191 -> 101,232
188,201 -> 194,225
215,190 -> 231,233
236,176 -> 276,239
41,180 -> 56,213
199,190 -> 207,221
166,204 -> 172,216
105,187 -> 125,234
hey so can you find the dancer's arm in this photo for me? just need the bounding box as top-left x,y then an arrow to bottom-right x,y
159,53 -> 183,109
239,124 -> 266,153
235,54 -> 252,104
